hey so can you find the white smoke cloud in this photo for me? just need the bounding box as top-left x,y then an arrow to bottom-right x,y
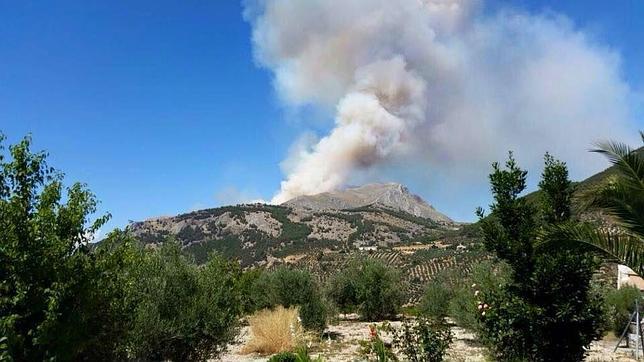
244,0 -> 637,204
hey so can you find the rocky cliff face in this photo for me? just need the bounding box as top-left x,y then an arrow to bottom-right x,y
283,183 -> 453,224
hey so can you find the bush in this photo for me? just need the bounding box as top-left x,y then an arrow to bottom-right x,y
358,324 -> 397,362
449,260 -> 510,330
239,268 -> 267,314
417,260 -> 510,331
418,269 -> 461,319
268,348 -> 325,362
326,267 -> 360,313
605,286 -> 641,335
269,351 -> 298,362
327,260 -> 404,321
419,281 -> 451,318
124,242 -> 242,361
389,317 -> 453,362
243,306 -> 303,355
244,267 -> 328,332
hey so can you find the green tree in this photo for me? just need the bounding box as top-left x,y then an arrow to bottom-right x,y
124,242 -> 242,361
0,134 -> 114,360
245,267 -> 328,332
328,259 -> 404,321
476,152 -> 604,361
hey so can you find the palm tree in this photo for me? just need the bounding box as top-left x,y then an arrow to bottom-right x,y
540,132 -> 644,275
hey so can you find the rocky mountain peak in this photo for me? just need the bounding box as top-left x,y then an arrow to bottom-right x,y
283,182 -> 452,224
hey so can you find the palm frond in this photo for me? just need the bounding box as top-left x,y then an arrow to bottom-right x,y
538,223 -> 644,276
586,183 -> 644,239
592,140 -> 644,190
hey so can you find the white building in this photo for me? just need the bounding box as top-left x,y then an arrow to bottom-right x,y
617,264 -> 644,290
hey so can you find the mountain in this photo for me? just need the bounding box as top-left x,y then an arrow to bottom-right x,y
284,183 -> 453,224
127,183 -> 471,266
127,182 -> 482,303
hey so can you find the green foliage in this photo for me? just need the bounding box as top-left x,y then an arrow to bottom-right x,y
418,260 -> 510,330
239,268 -> 266,314
540,133 -> 644,276
358,324 -> 397,362
449,261 -> 510,331
476,152 -> 605,361
268,347 -> 325,362
327,259 -> 404,321
243,267 -> 328,332
0,134 -> 246,360
125,242 -> 242,361
0,135 -> 117,360
418,268 -> 460,319
268,206 -> 312,242
269,351 -> 298,362
355,260 -> 405,321
326,265 -> 360,313
605,286 -> 641,335
476,152 -> 537,281
388,317 -> 453,362
539,153 -> 572,224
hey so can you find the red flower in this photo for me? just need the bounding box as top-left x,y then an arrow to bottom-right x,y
369,325 -> 377,338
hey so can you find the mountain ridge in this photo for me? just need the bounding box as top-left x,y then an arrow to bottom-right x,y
283,182 -> 453,224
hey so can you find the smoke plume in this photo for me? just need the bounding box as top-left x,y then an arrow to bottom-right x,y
244,0 -> 636,204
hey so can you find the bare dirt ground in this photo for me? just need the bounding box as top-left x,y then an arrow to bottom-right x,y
217,320 -> 640,362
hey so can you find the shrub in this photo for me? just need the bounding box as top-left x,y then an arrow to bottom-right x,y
448,260 -> 510,330
605,286 -> 641,335
269,351 -> 298,362
239,268 -> 267,314
328,260 -> 404,321
358,324 -> 397,362
418,269 -> 460,319
0,135 -> 246,361
389,317 -> 453,362
268,348 -> 325,362
419,281 -> 451,318
124,243 -> 242,361
326,267 -> 360,313
243,306 -> 303,355
245,267 -> 328,332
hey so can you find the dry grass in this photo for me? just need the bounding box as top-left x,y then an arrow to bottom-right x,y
241,306 -> 304,355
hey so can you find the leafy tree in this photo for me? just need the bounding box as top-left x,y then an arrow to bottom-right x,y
0,134 -> 114,360
245,267 -> 328,332
326,264 -> 361,314
0,134 -> 245,360
328,259 -> 404,321
476,152 -> 604,361
124,242 -> 243,361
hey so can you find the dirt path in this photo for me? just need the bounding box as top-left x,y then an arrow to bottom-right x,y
216,321 -> 640,361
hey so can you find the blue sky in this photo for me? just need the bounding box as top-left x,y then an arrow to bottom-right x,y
1,1 -> 643,232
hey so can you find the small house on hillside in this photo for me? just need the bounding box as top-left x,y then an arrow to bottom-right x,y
358,245 -> 378,252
